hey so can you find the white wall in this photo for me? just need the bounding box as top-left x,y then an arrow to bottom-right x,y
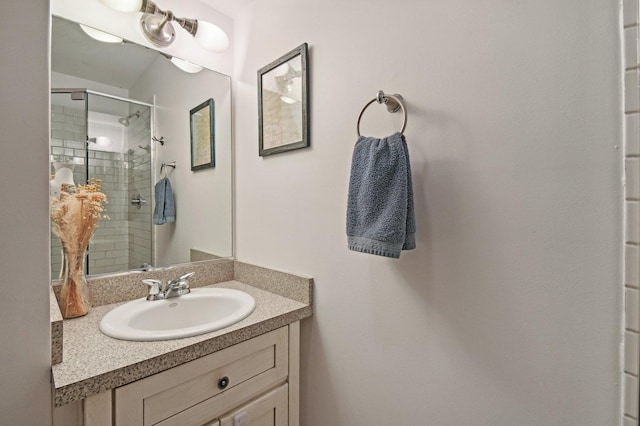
130,56 -> 233,264
233,1 -> 623,425
0,1 -> 52,425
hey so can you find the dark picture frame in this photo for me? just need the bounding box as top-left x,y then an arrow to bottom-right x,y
190,98 -> 215,171
258,43 -> 309,156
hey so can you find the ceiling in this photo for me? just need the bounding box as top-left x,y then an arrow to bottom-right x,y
198,0 -> 254,18
51,17 -> 160,90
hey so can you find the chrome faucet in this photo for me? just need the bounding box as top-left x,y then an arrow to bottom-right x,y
142,272 -> 195,301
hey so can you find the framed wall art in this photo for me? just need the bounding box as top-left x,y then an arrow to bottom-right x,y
190,98 -> 215,171
258,43 -> 309,156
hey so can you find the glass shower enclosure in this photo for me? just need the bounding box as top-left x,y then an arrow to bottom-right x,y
50,89 -> 154,277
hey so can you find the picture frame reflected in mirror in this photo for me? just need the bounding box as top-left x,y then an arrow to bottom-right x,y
190,98 -> 216,171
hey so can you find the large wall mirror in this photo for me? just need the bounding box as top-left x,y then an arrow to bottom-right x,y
50,15 -> 232,279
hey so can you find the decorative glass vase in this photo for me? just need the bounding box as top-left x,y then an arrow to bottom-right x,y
58,248 -> 91,319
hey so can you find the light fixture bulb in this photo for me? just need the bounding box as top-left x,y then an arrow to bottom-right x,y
272,63 -> 290,77
89,136 -> 112,147
79,24 -> 123,44
193,21 -> 229,52
53,163 -> 76,186
98,0 -> 143,12
170,57 -> 203,73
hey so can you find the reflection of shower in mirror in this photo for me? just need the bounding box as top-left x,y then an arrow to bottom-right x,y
118,110 -> 141,127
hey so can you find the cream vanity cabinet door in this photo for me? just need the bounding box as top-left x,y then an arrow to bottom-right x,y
219,384 -> 289,426
114,327 -> 289,426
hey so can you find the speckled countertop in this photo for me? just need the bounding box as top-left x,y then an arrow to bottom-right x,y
52,279 -> 311,407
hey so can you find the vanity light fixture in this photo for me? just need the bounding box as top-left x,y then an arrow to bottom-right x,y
272,63 -> 301,104
88,136 -> 112,147
98,0 -> 229,53
79,24 -> 124,43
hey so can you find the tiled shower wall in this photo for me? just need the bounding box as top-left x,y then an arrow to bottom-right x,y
50,105 -> 131,276
624,0 -> 640,424
87,148 -> 129,275
50,104 -> 87,277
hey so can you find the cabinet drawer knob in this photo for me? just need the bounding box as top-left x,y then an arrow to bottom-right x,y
218,376 -> 230,389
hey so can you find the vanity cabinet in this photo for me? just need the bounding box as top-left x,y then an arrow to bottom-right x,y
79,323 -> 299,426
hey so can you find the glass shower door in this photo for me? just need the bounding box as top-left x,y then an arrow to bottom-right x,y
86,93 -> 152,275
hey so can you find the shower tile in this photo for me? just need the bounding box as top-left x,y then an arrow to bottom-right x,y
51,113 -> 65,123
624,114 -> 640,155
626,202 -> 640,243
627,244 -> 640,288
626,70 -> 640,113
51,121 -> 64,131
625,0 -> 639,27
89,251 -> 106,260
51,130 -> 68,139
625,373 -> 639,418
65,140 -> 85,150
95,258 -> 116,268
628,288 -> 640,332
64,107 -> 84,117
627,158 -> 640,200
105,250 -> 122,259
626,331 -> 639,375
92,242 -> 115,252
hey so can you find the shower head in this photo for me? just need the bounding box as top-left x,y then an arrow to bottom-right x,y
118,111 -> 141,127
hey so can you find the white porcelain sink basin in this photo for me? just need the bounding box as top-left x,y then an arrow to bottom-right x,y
99,288 -> 256,341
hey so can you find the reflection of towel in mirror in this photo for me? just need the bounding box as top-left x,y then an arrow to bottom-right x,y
153,177 -> 175,225
346,132 -> 416,258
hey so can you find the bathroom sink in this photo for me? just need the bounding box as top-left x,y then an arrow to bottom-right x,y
99,288 -> 256,341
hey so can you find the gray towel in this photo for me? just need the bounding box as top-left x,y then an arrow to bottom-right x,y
346,132 -> 416,258
153,177 -> 175,225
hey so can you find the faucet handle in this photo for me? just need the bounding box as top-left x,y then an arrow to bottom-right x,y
168,272 -> 195,287
142,279 -> 161,299
176,272 -> 195,282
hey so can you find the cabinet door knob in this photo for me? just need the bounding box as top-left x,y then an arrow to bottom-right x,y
218,376 -> 229,389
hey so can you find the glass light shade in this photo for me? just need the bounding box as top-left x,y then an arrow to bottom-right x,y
272,63 -> 290,77
170,57 -> 203,73
89,136 -> 112,147
79,24 -> 123,43
53,163 -> 76,186
194,21 -> 229,52
98,0 -> 143,12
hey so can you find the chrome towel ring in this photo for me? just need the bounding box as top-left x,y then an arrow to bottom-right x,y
356,90 -> 407,137
160,161 -> 176,177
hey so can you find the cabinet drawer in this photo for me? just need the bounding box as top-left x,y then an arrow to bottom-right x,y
115,327 -> 288,426
219,384 -> 288,426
